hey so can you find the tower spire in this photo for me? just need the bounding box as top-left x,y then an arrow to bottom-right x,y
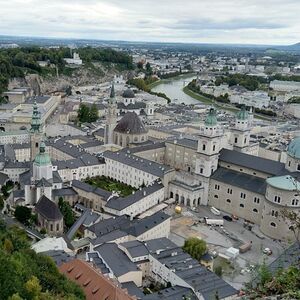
110,82 -> 115,99
30,100 -> 41,133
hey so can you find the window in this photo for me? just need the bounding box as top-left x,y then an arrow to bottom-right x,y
244,137 -> 247,144
240,203 -> 244,208
292,199 -> 299,206
240,192 -> 246,199
270,222 -> 276,227
214,195 -> 219,198
298,165 -> 300,171
214,184 -> 220,190
234,137 -> 238,143
226,199 -> 231,203
227,188 -> 232,194
288,161 -> 291,167
253,208 -> 258,213
271,210 -> 278,217
202,144 -> 206,151
200,168 -> 203,174
274,196 -> 281,203
213,145 -> 216,151
254,197 -> 260,204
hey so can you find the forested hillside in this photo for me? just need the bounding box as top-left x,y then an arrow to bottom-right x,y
0,220 -> 85,300
0,46 -> 133,95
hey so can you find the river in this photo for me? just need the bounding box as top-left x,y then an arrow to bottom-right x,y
151,75 -> 199,105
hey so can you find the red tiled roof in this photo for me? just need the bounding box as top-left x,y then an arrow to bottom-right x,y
59,259 -> 136,300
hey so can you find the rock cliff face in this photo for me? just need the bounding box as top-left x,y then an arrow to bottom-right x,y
8,63 -> 129,95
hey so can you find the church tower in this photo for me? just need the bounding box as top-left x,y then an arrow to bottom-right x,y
25,141 -> 53,205
230,105 -> 251,152
195,108 -> 223,205
30,101 -> 43,160
196,108 -> 222,177
104,83 -> 117,144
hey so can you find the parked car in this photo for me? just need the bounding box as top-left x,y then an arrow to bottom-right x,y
263,248 -> 272,256
223,215 -> 233,222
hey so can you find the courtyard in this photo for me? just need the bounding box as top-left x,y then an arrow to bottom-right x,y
168,205 -> 289,290
85,176 -> 137,197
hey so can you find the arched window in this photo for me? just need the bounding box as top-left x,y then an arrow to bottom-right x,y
253,208 -> 258,213
226,199 -> 231,203
270,222 -> 276,227
292,199 -> 299,206
240,203 -> 244,208
202,144 -> 206,151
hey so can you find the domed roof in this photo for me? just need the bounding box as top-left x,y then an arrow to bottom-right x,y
236,105 -> 249,120
287,137 -> 300,159
114,112 -> 147,134
205,108 -> 217,126
34,142 -> 51,166
122,88 -> 135,98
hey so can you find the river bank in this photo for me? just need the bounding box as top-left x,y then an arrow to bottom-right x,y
148,72 -> 196,89
183,85 -> 273,121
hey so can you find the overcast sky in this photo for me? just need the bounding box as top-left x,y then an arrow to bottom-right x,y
1,0 -> 299,45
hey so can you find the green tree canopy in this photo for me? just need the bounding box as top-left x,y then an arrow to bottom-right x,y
58,197 -> 75,229
183,237 -> 207,261
14,206 -> 32,226
0,221 -> 84,299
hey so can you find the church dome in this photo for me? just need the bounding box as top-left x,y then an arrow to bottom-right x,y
34,142 -> 51,166
114,112 -> 147,134
122,88 -> 135,98
205,108 -> 217,126
236,105 -> 249,120
287,137 -> 300,159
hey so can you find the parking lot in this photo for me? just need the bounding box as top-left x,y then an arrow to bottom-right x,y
168,205 -> 289,289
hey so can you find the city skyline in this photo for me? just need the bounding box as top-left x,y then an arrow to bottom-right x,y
1,0 -> 300,45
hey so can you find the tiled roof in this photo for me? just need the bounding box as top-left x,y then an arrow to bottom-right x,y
59,259 -> 135,300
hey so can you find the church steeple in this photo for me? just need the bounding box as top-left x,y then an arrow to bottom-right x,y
110,82 -> 115,99
104,82 -> 118,144
30,101 -> 42,133
30,101 -> 43,161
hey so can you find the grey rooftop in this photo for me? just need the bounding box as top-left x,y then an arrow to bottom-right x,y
219,148 -> 286,176
103,150 -> 174,177
211,167 -> 267,195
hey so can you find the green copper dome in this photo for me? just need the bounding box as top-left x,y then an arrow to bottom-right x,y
205,108 -> 217,126
287,137 -> 300,160
34,142 -> 51,166
236,105 -> 249,121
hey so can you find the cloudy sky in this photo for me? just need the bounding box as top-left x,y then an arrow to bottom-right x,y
0,0 -> 299,45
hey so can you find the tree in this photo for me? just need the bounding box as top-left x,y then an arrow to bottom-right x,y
89,103 -> 99,122
137,61 -> 144,69
24,276 -> 42,299
58,197 -> 75,229
77,103 -> 90,123
214,266 -> 223,277
0,222 -> 85,299
145,62 -> 152,75
183,237 -> 207,260
3,238 -> 14,253
0,194 -> 4,211
14,206 -> 32,226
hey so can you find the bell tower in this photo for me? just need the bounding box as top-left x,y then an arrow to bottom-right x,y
104,82 -> 117,144
231,105 -> 251,152
30,101 -> 43,161
195,108 -> 223,205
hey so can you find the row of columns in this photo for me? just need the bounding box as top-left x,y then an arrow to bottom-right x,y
170,192 -> 201,207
